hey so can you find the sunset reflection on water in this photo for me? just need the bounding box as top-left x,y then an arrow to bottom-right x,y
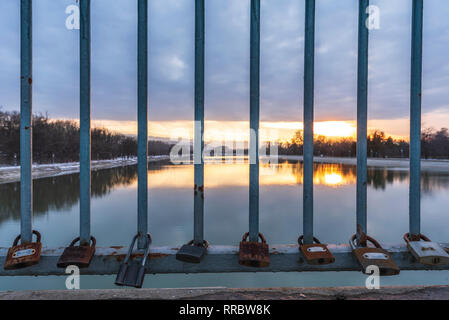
127,161 -> 356,189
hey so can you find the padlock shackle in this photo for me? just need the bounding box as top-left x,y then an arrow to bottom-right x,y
356,224 -> 368,247
298,236 -> 321,246
403,232 -> 431,244
69,236 -> 96,248
242,232 -> 266,244
187,239 -> 209,249
140,234 -> 152,266
123,234 -> 139,264
123,233 -> 152,266
350,234 -> 383,250
13,230 -> 41,246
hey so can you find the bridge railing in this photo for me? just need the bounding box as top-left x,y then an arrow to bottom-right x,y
1,0 -> 447,277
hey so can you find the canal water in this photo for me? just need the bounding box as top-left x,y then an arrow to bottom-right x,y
1,159 -> 449,290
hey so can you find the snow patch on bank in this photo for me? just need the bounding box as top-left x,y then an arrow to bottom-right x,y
0,156 -> 170,185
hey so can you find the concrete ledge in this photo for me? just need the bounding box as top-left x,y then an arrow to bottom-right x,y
1,285 -> 449,300
1,243 -> 449,276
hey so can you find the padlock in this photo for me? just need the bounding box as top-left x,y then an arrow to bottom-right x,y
239,232 -> 270,268
4,230 -> 42,270
298,236 -> 335,265
404,233 -> 449,266
115,233 -> 151,288
350,234 -> 400,276
57,236 -> 96,268
176,240 -> 208,263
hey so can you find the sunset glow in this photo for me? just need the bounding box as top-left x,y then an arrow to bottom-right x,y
57,118 -> 411,142
87,120 -> 359,142
314,121 -> 356,138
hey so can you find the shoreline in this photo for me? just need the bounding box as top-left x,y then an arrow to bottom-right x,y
2,155 -> 449,185
0,156 -> 170,185
279,155 -> 449,173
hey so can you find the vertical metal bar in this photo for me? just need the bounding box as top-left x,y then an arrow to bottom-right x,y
249,0 -> 260,242
79,0 -> 91,246
20,0 -> 33,244
303,0 -> 315,245
193,0 -> 205,245
137,0 -> 149,249
356,0 -> 369,239
410,0 -> 423,237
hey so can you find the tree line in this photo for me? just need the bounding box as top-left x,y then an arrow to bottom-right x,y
279,128 -> 449,159
0,110 -> 173,164
2,110 -> 449,163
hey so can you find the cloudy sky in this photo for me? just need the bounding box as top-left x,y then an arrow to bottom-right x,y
0,0 -> 448,140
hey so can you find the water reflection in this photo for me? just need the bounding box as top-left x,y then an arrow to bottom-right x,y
0,166 -> 137,223
2,160 -> 449,290
1,160 -> 449,224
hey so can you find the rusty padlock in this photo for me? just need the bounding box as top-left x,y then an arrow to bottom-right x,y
350,234 -> 400,276
404,233 -> 449,266
298,236 -> 335,265
176,240 -> 208,263
57,236 -> 96,268
239,232 -> 270,268
4,230 -> 42,270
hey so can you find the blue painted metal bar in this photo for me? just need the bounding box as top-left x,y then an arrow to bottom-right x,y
79,0 -> 91,246
193,0 -> 205,245
20,0 -> 33,244
137,0 -> 149,249
409,0 -> 423,237
356,0 -> 369,239
249,0 -> 260,242
303,0 -> 315,245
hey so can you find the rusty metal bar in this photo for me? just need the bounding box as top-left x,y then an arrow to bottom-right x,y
20,0 -> 33,244
409,0 -> 423,238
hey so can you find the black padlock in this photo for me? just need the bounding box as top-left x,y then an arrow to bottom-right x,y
176,240 -> 208,263
115,233 -> 152,288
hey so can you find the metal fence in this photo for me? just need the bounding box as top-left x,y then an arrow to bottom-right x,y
1,0 -> 448,277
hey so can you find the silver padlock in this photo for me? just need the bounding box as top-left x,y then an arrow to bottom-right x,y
404,233 -> 449,266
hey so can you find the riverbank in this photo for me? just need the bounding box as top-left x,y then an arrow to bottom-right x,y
279,155 -> 449,173
2,156 -> 449,185
0,156 -> 170,185
1,285 -> 449,300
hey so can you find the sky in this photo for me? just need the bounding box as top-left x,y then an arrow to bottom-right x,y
1,0 -> 449,141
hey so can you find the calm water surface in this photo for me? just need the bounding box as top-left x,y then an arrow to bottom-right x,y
1,159 -> 449,290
